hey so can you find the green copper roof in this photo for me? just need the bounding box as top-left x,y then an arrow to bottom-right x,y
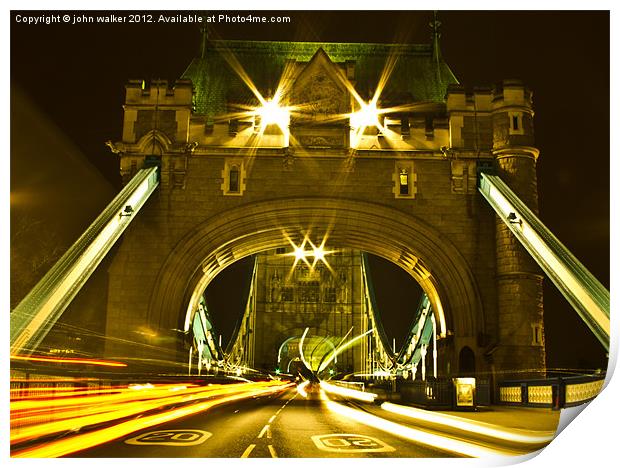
182,40 -> 459,122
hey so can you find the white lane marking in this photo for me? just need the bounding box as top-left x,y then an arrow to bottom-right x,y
311,434 -> 395,453
268,444 -> 278,458
268,415 -> 276,423
241,444 -> 256,458
257,425 -> 270,439
124,430 -> 212,446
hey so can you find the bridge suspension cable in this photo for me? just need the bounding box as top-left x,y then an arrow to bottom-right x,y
395,295 -> 436,378
478,172 -> 610,351
10,167 -> 160,355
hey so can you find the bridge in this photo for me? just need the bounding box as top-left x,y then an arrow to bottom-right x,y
10,28 -> 609,458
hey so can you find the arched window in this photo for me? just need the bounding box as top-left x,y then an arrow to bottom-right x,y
221,158 -> 245,196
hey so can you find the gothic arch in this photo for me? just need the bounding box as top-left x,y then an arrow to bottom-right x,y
147,197 -> 484,343
135,129 -> 173,154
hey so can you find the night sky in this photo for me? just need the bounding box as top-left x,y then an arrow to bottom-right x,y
10,10 -> 609,370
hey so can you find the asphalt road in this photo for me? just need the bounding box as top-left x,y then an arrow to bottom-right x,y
67,387 -> 451,458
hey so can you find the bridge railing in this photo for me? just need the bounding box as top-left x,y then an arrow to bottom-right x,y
331,380 -> 366,392
397,379 -> 455,409
497,374 -> 605,409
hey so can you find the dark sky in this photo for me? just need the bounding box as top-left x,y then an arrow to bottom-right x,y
10,10 -> 610,370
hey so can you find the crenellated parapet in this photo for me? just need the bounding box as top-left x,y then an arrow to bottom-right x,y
491,79 -> 536,156
446,84 -> 494,151
114,79 -> 195,188
122,79 -> 193,145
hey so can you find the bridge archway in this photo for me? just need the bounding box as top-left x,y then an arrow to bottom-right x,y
148,197 -> 484,346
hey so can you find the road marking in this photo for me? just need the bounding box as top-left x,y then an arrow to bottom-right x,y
268,444 -> 278,458
272,392 -> 294,419
268,415 -> 276,423
124,430 -> 212,446
257,425 -> 270,439
241,444 -> 256,458
325,399 -> 521,457
311,434 -> 395,453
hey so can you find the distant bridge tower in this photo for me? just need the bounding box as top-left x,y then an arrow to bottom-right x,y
225,249 -> 394,378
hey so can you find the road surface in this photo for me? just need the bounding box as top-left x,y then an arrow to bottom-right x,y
67,387 -> 450,458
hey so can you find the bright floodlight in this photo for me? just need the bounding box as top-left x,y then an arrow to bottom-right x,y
313,246 -> 326,261
257,99 -> 290,129
294,246 -> 306,261
350,101 -> 380,129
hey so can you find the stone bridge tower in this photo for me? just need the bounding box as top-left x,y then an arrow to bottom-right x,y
104,31 -> 545,380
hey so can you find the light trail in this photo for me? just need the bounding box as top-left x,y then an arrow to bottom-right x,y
12,381 -> 290,458
11,384 -> 233,442
11,355 -> 127,367
381,402 -> 555,445
318,329 -> 374,373
296,381 -> 310,398
298,327 -> 313,373
319,381 -> 377,403
11,382 -> 200,412
10,386 -> 126,399
321,392 -> 523,458
11,380 -> 292,452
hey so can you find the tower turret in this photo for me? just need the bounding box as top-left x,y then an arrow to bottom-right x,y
491,79 -> 545,377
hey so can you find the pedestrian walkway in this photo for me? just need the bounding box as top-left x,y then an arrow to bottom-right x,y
440,405 -> 561,432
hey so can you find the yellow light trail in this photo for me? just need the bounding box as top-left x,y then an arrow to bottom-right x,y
11,384 -> 234,443
298,327 -> 313,372
381,402 -> 555,445
296,381 -> 310,398
10,381 -> 292,452
319,381 -> 377,403
11,355 -> 127,367
10,385 -> 123,398
11,382 -> 200,412
11,380 -> 292,457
